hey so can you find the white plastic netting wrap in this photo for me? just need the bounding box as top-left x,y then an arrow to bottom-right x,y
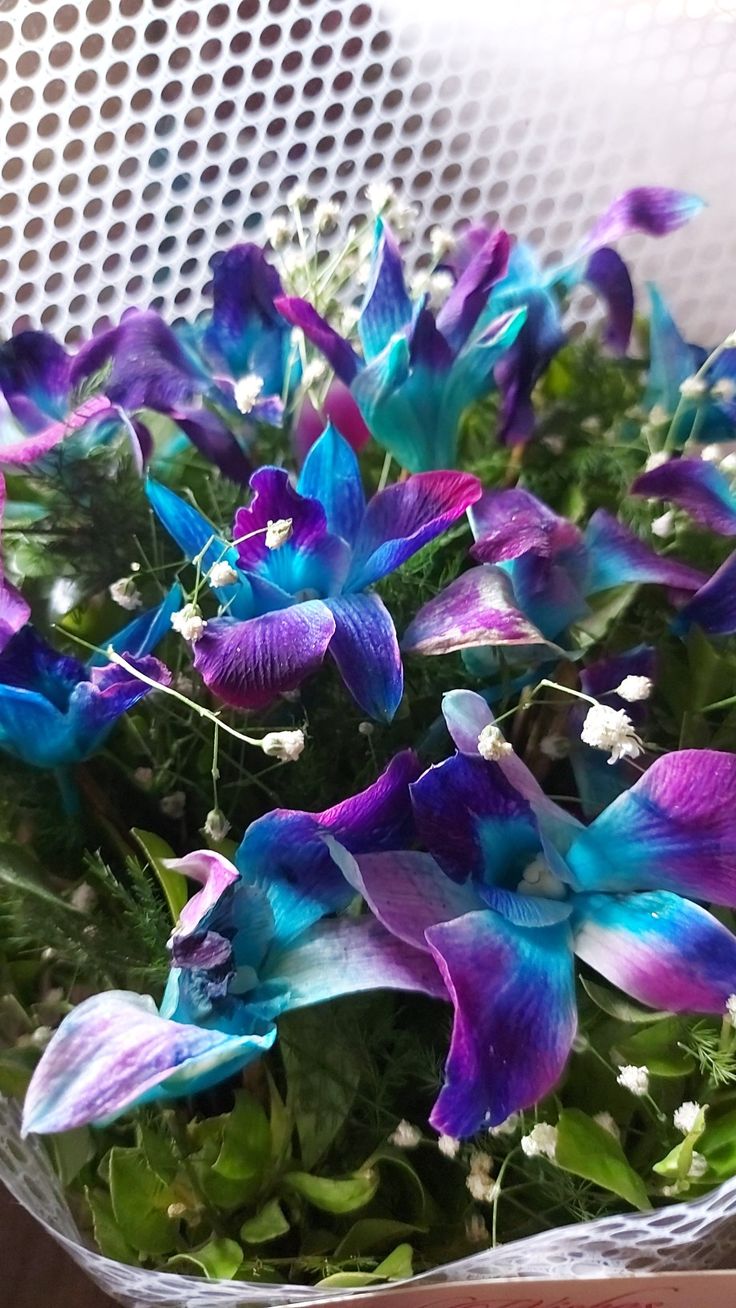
3,1096 -> 736,1306
0,0 -> 734,345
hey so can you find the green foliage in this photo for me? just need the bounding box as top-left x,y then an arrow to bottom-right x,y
556,1109 -> 651,1211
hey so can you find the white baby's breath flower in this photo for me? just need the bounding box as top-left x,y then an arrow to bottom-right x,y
70,883 -> 96,913
203,808 -> 231,843
134,766 -> 154,789
409,270 -> 429,298
674,1101 -> 703,1136
171,603 -> 207,643
616,1064 -> 650,1096
615,675 -> 653,703
679,375 -> 707,400
581,416 -> 601,434
265,517 -> 293,550
721,452 -> 736,474
286,184 -> 309,211
593,1111 -> 621,1141
466,1174 -> 499,1203
314,199 -> 341,232
540,733 -> 570,760
701,443 -> 725,463
264,215 -> 291,249
428,270 -> 454,307
651,509 -> 676,538
437,1134 -> 460,1158
260,729 -> 305,763
234,373 -> 264,415
465,1213 -> 489,1243
302,358 -> 327,388
209,560 -> 239,588
580,704 -> 643,765
391,201 -> 417,239
649,404 -> 670,426
367,181 -> 395,214
542,434 -> 565,454
521,1123 -> 558,1161
340,304 -> 361,334
726,994 -> 736,1025
688,1151 -> 708,1179
160,790 -> 186,820
477,723 -> 513,762
30,1026 -> 53,1050
724,330 -> 736,349
429,225 -> 456,258
109,576 -> 143,611
358,720 -> 375,737
644,450 -> 671,471
389,1119 -> 421,1149
488,1113 -> 520,1137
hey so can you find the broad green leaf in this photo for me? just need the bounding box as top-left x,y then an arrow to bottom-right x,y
132,828 -> 187,923
282,1168 -> 378,1214
85,1188 -> 138,1265
556,1109 -> 651,1211
0,843 -> 77,911
213,1090 -> 271,1182
240,1198 -> 290,1244
581,977 -> 672,1026
316,1244 -> 414,1288
109,1147 -> 179,1255
363,1145 -> 429,1223
701,1109 -> 736,1178
0,1050 -> 34,1096
51,1127 -> 95,1186
169,1237 -> 243,1281
336,1219 -> 424,1258
654,1105 -> 707,1181
280,1007 -> 362,1169
614,1018 -> 696,1077
137,1120 -> 179,1184
266,1069 -> 292,1165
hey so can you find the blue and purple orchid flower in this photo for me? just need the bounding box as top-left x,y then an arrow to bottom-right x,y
402,485 -> 705,665
0,583 -> 179,776
147,426 -> 481,720
22,751 -> 444,1135
329,690 -> 736,1137
456,187 -> 704,445
642,286 -> 736,445
0,245 -> 294,483
632,456 -> 736,636
277,221 -> 527,472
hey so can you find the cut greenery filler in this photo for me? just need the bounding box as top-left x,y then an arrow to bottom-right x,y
3,183 -> 736,1287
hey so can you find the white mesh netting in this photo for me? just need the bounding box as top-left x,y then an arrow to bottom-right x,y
3,1096 -> 736,1307
0,0 -> 734,345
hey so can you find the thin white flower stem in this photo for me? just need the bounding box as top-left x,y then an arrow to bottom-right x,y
377,451 -> 393,493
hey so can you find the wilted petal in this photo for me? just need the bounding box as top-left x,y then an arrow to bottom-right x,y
427,911 -> 576,1135
163,850 -> 241,937
346,470 -> 481,592
584,509 -> 706,596
573,891 -> 736,1013
584,247 -> 634,354
585,187 -> 704,249
566,749 -> 736,904
326,592 -> 403,722
675,550 -> 736,636
402,564 -> 551,656
22,991 -> 275,1135
275,295 -> 361,385
632,458 -> 736,537
297,423 -> 366,545
359,218 -> 412,361
263,915 -> 446,1008
192,602 -> 335,710
436,229 -> 510,351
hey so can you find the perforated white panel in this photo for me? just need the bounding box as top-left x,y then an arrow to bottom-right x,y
0,0 -> 734,346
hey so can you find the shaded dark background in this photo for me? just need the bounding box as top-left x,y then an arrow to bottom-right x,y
0,1184 -> 115,1306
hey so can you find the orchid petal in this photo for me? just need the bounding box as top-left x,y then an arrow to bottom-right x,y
326,592 -> 403,722
469,487 -> 582,559
99,583 -> 185,663
427,911 -> 576,1135
293,379 -> 371,462
632,458 -> 736,537
0,330 -> 72,428
297,424 -> 365,545
233,467 -> 349,597
585,188 -> 704,250
584,247 -> 634,354
275,296 -> 361,385
646,284 -> 700,416
68,657 -> 171,757
573,891 -> 736,1014
205,243 -> 290,392
169,407 -> 253,484
162,850 -> 241,937
436,229 -> 510,351
359,218 -> 412,361
191,602 -> 335,710
70,311 -> 205,413
402,564 -> 552,656
674,550 -> 736,636
0,394 -> 116,465
584,509 -> 706,596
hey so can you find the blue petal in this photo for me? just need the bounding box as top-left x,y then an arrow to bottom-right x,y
646,284 -> 701,417
674,551 -> 736,636
297,423 -> 366,545
584,247 -> 634,354
358,218 -> 412,361
632,458 -> 736,538
205,243 -> 290,392
325,592 -> 403,722
146,479 -> 254,615
584,509 -> 705,596
97,583 -> 185,663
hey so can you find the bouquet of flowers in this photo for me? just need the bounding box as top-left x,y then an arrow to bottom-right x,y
3,181 -> 736,1301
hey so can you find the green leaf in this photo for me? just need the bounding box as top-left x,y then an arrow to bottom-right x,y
282,1168 -> 378,1214
701,1109 -> 736,1178
213,1090 -> 271,1182
614,1018 -> 696,1077
85,1187 -> 138,1265
169,1237 -> 244,1281
335,1219 -> 424,1258
132,828 -> 187,923
654,1105 -> 707,1181
316,1244 -> 414,1288
240,1198 -> 290,1244
581,977 -> 672,1025
137,1120 -> 179,1184
0,843 -> 77,911
556,1109 -> 651,1211
363,1145 -> 429,1224
266,1069 -> 292,1165
280,1007 -> 362,1169
109,1147 -> 179,1255
0,1049 -> 34,1096
51,1127 -> 95,1186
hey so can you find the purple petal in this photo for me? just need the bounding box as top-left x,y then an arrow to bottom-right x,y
234,466 -> 349,595
584,509 -> 706,595
566,749 -> 736,905
0,330 -> 72,428
0,579 -> 30,654
169,407 -> 253,484
427,911 -> 577,1135
585,188 -> 704,249
408,300 -> 454,373
0,394 -> 116,466
402,564 -> 551,656
297,423 -> 366,546
436,229 -> 510,351
411,753 -> 539,884
584,247 -> 634,354
675,550 -> 736,636
70,656 -> 171,755
192,602 -> 336,710
445,224 -> 494,278
275,296 -> 361,385
326,592 -> 403,722
70,311 -> 205,413
22,991 -> 275,1135
263,915 -> 446,1008
469,487 -> 583,561
293,379 -> 371,462
346,470 -> 481,592
632,458 -> 736,537
205,242 -> 288,390
162,850 -> 240,938
333,846 -> 478,951
573,891 -> 736,1013
236,749 -> 422,944
494,291 -> 566,446
359,218 -> 412,361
